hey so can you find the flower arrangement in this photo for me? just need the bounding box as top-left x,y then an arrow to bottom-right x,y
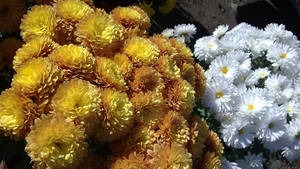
0,0 -> 223,168
190,23 -> 300,168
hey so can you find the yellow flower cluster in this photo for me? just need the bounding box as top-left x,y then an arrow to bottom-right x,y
0,0 -> 221,168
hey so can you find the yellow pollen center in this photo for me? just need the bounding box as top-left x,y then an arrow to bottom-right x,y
296,132 -> 300,139
208,44 -> 213,47
238,129 -> 244,135
258,73 -> 265,77
280,85 -> 284,91
248,104 -> 254,110
216,91 -> 223,99
221,67 -> 228,74
268,123 -> 274,129
280,53 -> 286,58
287,106 -> 293,112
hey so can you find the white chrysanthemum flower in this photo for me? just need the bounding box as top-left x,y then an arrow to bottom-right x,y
202,77 -> 237,114
255,106 -> 286,142
174,24 -> 196,43
161,28 -> 174,38
236,152 -> 265,169
266,43 -> 299,71
236,88 -> 273,120
245,68 -> 270,86
229,22 -> 263,38
213,24 -> 229,39
263,132 -> 290,151
234,70 -> 253,86
280,99 -> 300,120
221,120 -> 256,149
265,74 -> 294,104
226,50 -> 251,74
282,146 -> 300,161
264,23 -> 294,43
220,32 -> 249,51
294,84 -> 300,100
209,54 -> 240,81
285,118 -> 300,150
194,36 -> 223,63
221,157 -> 241,169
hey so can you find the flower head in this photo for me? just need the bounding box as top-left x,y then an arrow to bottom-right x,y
75,11 -> 124,57
236,152 -> 265,169
156,54 -> 181,80
25,114 -> 88,169
110,151 -> 148,169
174,24 -> 197,43
123,37 -> 159,66
113,53 -> 133,78
13,36 -> 58,70
50,79 -> 103,137
94,88 -> 134,142
20,5 -> 57,42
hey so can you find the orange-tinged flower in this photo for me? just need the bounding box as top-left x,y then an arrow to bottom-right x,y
169,38 -> 194,68
156,54 -> 181,80
111,6 -> 150,38
149,34 -> 177,57
130,66 -> 164,93
113,53 -> 133,79
166,78 -> 195,116
75,11 -> 124,57
13,36 -> 58,70
188,116 -> 210,159
54,0 -> 94,43
123,37 -> 159,66
0,89 -> 37,139
94,57 -> 127,91
110,151 -> 148,169
156,111 -> 190,145
20,5 -> 57,42
0,0 -> 25,33
147,142 -> 192,169
194,63 -> 206,99
25,114 -> 88,169
94,88 -> 134,143
50,78 -> 103,137
49,44 -> 95,79
205,131 -> 224,158
196,152 -> 221,169
181,63 -> 196,87
0,37 -> 23,66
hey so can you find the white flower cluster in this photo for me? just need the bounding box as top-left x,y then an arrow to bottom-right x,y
161,23 -> 196,43
194,23 -> 300,163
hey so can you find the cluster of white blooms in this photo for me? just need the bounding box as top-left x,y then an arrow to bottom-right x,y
161,23 -> 196,43
194,23 -> 300,166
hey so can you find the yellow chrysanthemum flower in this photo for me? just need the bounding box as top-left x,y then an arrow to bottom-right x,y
50,78 -> 103,137
130,66 -> 164,93
147,143 -> 192,169
54,0 -> 93,43
156,55 -> 181,80
35,0 -> 94,6
205,131 -> 224,158
113,53 -> 133,79
94,57 -> 127,91
111,6 -> 150,38
198,152 -> 221,169
13,36 -> 58,70
25,114 -> 88,169
169,38 -> 194,68
49,44 -> 95,79
181,63 -> 196,87
149,34 -> 177,57
0,89 -> 36,139
0,0 -> 25,33
0,37 -> 23,66
156,111 -> 190,145
131,92 -> 166,127
20,5 -> 57,42
111,151 -> 147,169
158,0 -> 176,14
75,11 -> 124,57
166,78 -> 195,116
194,63 -> 206,99
94,88 -> 134,143
138,1 -> 155,16
11,57 -> 63,113
188,116 -> 210,160
123,37 -> 159,66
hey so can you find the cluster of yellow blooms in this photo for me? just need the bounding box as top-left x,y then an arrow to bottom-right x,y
0,0 -> 223,168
